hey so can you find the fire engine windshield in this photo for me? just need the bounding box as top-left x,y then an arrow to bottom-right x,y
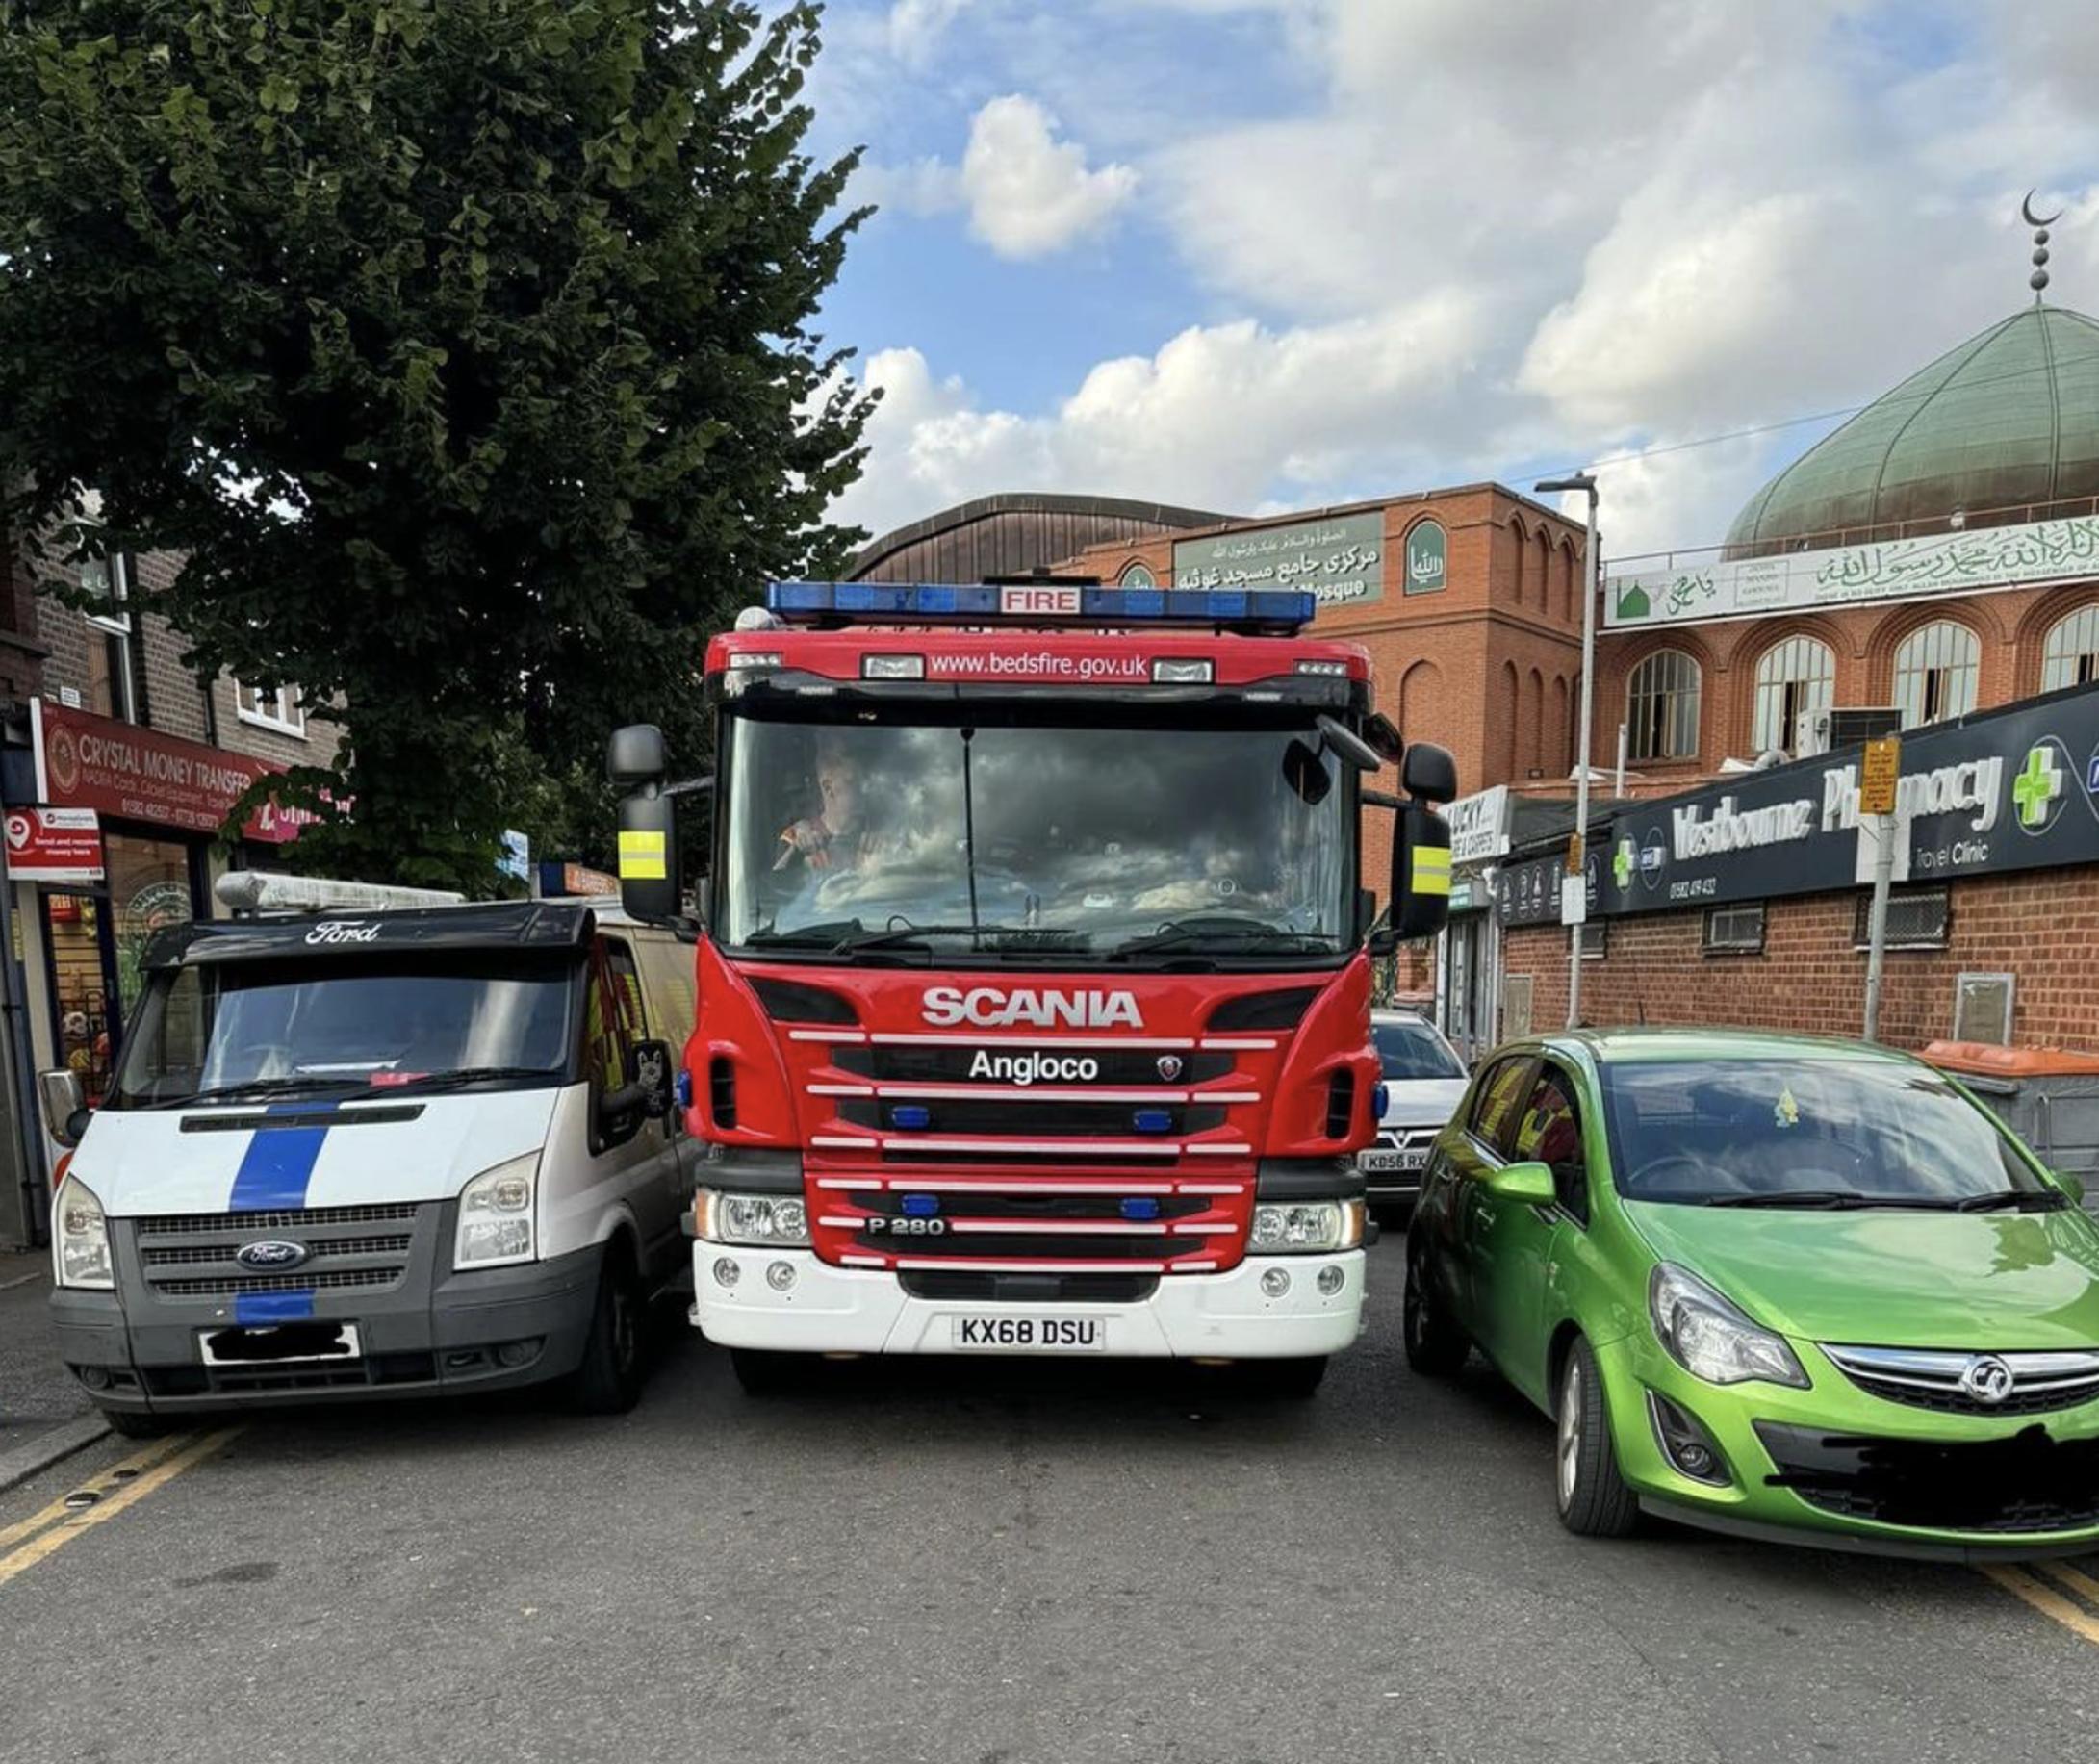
721,715 -> 1354,962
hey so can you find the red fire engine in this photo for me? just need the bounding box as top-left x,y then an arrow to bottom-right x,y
610,578 -> 1455,1395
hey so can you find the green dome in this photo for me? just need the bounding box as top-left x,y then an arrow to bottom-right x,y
1727,304 -> 2099,550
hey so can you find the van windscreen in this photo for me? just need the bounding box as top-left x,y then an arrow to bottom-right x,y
109,954 -> 576,1110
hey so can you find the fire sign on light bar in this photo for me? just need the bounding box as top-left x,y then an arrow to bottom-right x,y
766,580 -> 1317,633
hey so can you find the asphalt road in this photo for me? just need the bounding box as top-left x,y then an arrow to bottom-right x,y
4,1235 -> 2098,1764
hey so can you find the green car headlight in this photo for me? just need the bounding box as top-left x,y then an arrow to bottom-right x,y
1648,1263 -> 1808,1390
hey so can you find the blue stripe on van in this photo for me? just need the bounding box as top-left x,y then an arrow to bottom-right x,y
233,1291 -> 315,1324
227,1103 -> 336,1211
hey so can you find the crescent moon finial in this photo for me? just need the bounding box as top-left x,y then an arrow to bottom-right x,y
2023,189 -> 2063,228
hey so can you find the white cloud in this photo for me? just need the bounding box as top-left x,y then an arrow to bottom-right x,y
833,294 -> 1484,536
852,94 -> 1138,258
886,0 -> 975,64
960,95 -> 1137,258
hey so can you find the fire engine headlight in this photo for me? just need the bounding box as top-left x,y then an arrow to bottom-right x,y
53,1175 -> 114,1290
695,1189 -> 809,1248
1249,1198 -> 1364,1254
455,1154 -> 540,1269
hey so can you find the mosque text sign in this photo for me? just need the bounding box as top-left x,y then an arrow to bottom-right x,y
1605,512 -> 2099,630
1173,511 -> 1384,608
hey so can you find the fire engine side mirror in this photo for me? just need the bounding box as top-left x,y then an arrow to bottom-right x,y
1387,801 -> 1453,942
607,724 -> 668,788
616,787 -> 679,926
1399,742 -> 1459,805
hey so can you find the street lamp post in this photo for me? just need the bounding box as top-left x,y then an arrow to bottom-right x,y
1535,471 -> 1599,1032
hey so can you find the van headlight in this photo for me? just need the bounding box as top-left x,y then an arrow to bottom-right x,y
694,1189 -> 809,1247
455,1155 -> 539,1269
1249,1198 -> 1365,1254
53,1175 -> 114,1290
1649,1263 -> 1808,1389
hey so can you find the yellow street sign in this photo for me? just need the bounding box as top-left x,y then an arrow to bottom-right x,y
1859,735 -> 1901,817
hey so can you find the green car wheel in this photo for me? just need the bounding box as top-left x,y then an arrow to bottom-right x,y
1554,1338 -> 1639,1538
1402,1235 -> 1470,1376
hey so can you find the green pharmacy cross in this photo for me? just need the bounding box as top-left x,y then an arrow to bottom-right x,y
1612,839 -> 1636,888
2013,745 -> 2063,829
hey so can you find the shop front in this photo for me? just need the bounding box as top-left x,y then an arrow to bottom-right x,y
10,701 -> 300,1122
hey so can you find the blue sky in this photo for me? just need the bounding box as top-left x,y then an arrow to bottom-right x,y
800,0 -> 2099,557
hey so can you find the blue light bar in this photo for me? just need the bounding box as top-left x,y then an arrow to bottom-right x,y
766,580 -> 1317,634
891,1106 -> 932,1132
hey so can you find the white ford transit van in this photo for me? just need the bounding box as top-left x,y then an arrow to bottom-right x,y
45,899 -> 695,1431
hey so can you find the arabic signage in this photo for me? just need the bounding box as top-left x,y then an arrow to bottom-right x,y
1606,512 -> 2099,630
1498,682 -> 2099,923
34,701 -> 302,844
1173,511 -> 1384,608
1446,785 -> 1512,866
5,808 -> 104,882
1403,520 -> 1447,596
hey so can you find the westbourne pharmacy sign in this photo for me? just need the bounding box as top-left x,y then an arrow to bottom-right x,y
1606,511 -> 2099,630
1497,681 -> 2099,923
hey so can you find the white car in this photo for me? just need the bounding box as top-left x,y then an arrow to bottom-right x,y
1361,1010 -> 1469,1214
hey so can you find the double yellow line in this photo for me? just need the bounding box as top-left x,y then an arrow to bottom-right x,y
1984,1560 -> 2099,1645
0,1427 -> 239,1589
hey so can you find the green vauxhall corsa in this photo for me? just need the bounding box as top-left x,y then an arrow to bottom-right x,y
1403,1030 -> 2099,1559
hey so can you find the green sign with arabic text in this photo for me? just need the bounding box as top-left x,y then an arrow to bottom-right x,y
1607,512 -> 2099,629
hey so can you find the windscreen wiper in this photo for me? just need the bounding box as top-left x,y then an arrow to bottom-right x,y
149,1076 -> 373,1111
1702,1190 -> 1951,1211
1107,917 -> 1335,960
374,1065 -> 562,1095
1949,1188 -> 2069,1213
831,923 -> 1079,955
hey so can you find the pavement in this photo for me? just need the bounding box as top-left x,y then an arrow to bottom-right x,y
0,1250 -> 105,1490
1,1238 -> 2097,1764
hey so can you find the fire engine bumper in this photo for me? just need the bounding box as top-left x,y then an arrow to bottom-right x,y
689,1246 -> 1367,1359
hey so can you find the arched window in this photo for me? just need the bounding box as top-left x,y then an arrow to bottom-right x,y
1752,635 -> 1835,754
1626,650 -> 1701,761
1509,520 -> 1527,605
1892,621 -> 1979,727
1119,561 -> 1157,589
2041,602 -> 2099,691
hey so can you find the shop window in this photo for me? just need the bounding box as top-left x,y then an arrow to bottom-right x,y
1751,636 -> 1835,754
1577,922 -> 1607,960
1626,651 -> 1701,761
1892,622 -> 1979,728
236,680 -> 307,737
2040,603 -> 2099,692
1851,885 -> 1950,951
1702,903 -> 1765,954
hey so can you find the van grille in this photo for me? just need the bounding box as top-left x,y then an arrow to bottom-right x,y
128,1202 -> 433,1301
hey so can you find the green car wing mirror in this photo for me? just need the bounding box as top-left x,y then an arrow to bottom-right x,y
2055,1168 -> 2086,1206
1484,1160 -> 1557,1205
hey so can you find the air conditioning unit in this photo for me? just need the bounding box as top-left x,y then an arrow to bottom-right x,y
1802,705 -> 1902,758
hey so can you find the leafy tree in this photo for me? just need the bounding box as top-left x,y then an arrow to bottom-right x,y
0,0 -> 873,892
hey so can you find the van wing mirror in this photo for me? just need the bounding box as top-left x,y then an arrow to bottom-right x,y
1387,801 -> 1453,942
39,1069 -> 86,1146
